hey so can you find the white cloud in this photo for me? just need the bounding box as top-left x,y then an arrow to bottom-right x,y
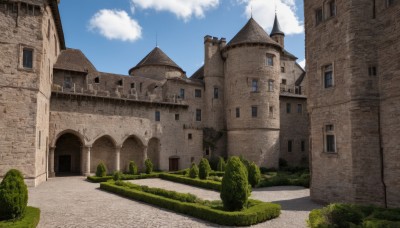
89,9 -> 142,42
130,0 -> 219,21
241,0 -> 303,35
298,59 -> 306,69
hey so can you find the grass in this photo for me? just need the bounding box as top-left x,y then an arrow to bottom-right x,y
0,206 -> 40,228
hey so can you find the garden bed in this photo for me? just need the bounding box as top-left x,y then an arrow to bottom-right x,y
0,206 -> 40,228
87,173 -> 159,183
159,173 -> 221,191
257,171 -> 310,188
100,181 -> 280,226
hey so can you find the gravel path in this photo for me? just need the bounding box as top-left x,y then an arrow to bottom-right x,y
29,176 -> 322,228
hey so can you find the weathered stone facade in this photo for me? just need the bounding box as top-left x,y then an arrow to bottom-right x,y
0,1 -> 308,186
306,0 -> 400,207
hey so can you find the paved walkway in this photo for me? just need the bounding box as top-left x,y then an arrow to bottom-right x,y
29,176 -> 322,228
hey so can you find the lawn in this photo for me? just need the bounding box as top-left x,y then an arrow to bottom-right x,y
0,207 -> 40,228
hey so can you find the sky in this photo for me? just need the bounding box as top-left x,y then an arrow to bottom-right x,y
58,0 -> 305,77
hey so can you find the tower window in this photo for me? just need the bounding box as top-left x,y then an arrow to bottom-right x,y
297,104 -> 303,114
281,67 -> 285,73
266,55 -> 274,66
23,48 -> 33,69
131,83 -> 135,89
328,1 -> 336,17
288,140 -> 293,152
188,134 -> 192,140
315,8 -> 323,25
286,103 -> 292,114
236,107 -> 240,118
323,64 -> 333,88
268,80 -> 274,91
196,109 -> 202,121
214,87 -> 219,99
368,66 -> 377,76
195,89 -> 202,98
155,111 -> 160,122
175,114 -> 180,120
251,79 -> 259,92
94,77 -> 100,84
180,88 -> 185,99
269,106 -> 274,116
282,79 -> 287,85
301,140 -> 306,152
251,106 -> 258,117
325,124 -> 336,153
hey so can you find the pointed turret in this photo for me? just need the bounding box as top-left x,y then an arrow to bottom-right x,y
270,13 -> 285,47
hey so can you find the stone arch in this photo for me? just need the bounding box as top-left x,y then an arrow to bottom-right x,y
52,129 -> 86,148
54,133 -> 82,175
91,135 -> 116,173
147,138 -> 160,170
120,135 -> 145,172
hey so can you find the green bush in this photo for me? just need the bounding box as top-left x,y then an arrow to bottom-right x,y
208,156 -> 220,171
113,171 -> 123,181
248,162 -> 261,187
199,158 -> 211,180
239,155 -> 251,172
145,159 -> 153,174
0,169 -> 28,220
217,157 -> 226,172
221,156 -> 250,211
128,161 -> 138,175
0,206 -> 40,228
96,162 -> 107,177
209,171 -> 225,177
100,181 -> 281,226
87,173 -> 159,183
189,163 -> 199,178
258,171 -> 310,188
159,173 -> 221,191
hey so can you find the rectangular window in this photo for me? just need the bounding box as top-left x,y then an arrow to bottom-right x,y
324,64 -> 333,88
266,55 -> 274,66
268,80 -> 274,91
214,87 -> 219,99
131,83 -> 135,89
236,107 -> 240,118
117,79 -> 123,86
326,135 -> 335,152
301,140 -> 305,152
94,77 -> 100,84
288,140 -> 293,152
23,48 -> 33,69
180,88 -> 185,99
64,76 -> 72,89
282,79 -> 287,85
269,106 -> 274,116
315,8 -> 323,25
281,67 -> 285,73
175,114 -> 179,121
155,111 -> 160,122
140,83 -> 143,92
196,109 -> 202,121
328,1 -> 336,17
195,89 -> 202,98
188,134 -> 192,140
297,104 -> 303,114
251,79 -> 259,92
368,66 -> 377,76
326,124 -> 334,132
251,106 -> 258,118
286,103 -> 292,114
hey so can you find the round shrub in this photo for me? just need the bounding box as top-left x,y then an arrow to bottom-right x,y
113,171 -> 123,181
217,157 -> 226,172
0,169 -> 28,220
221,156 -> 250,211
145,159 -> 153,174
189,163 -> 199,178
96,162 -> 107,177
128,161 -> 138,175
248,162 -> 261,187
198,158 -> 211,180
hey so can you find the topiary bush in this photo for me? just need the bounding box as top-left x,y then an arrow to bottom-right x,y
199,158 -> 211,180
189,163 -> 199,178
0,169 -> 28,220
217,157 -> 226,172
96,162 -> 107,177
248,162 -> 261,187
145,159 -> 153,174
113,171 -> 123,181
221,156 -> 250,211
128,161 -> 138,175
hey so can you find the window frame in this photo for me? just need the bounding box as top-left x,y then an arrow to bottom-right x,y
288,140 -> 293,153
196,109 -> 202,122
286,103 -> 292,114
251,106 -> 258,118
179,88 -> 185,99
195,89 -> 202,98
251,79 -> 259,92
323,64 -> 334,88
175,114 -> 180,121
155,111 -> 161,122
64,75 -> 72,89
236,107 -> 240,118
297,104 -> 303,114
214,87 -> 219,99
22,47 -> 34,69
324,124 -> 336,153
266,55 -> 274,66
315,7 -> 323,25
268,80 -> 274,92
301,140 -> 306,152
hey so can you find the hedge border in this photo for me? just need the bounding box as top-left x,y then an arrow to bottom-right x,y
87,173 -> 159,183
159,173 -> 221,191
100,182 -> 280,226
0,206 -> 40,228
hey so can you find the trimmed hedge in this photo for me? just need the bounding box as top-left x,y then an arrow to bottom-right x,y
258,172 -> 310,188
209,171 -> 224,177
159,173 -> 221,191
87,173 -> 159,183
0,169 -> 28,220
101,182 -> 281,226
0,206 -> 40,228
96,162 -> 107,177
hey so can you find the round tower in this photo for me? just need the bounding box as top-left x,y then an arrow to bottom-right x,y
270,13 -> 285,48
223,18 -> 282,168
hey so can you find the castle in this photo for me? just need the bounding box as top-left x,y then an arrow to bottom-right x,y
0,0 -> 308,187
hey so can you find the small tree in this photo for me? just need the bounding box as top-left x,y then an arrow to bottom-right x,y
189,163 -> 199,178
0,169 -> 28,220
248,162 -> 261,187
145,159 -> 153,174
113,171 -> 123,181
96,162 -> 107,177
198,158 -> 211,179
220,156 -> 250,211
128,161 -> 138,175
217,157 -> 226,172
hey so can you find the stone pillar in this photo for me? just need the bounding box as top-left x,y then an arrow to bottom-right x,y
82,146 -> 91,176
142,146 -> 148,172
49,147 -> 56,177
115,146 -> 121,171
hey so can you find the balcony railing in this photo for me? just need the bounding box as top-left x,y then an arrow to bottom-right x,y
280,84 -> 306,95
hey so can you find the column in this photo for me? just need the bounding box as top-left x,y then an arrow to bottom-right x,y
49,147 -> 56,177
82,146 -> 91,176
115,146 -> 121,171
142,146 -> 148,171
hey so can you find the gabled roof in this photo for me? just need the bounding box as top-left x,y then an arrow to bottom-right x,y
227,18 -> 278,48
129,47 -> 184,75
270,14 -> 285,36
54,49 -> 97,73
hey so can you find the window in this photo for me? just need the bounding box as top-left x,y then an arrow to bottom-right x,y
324,64 -> 333,88
180,88 -> 185,99
269,106 -> 274,116
236,107 -> 240,118
23,48 -> 33,69
268,80 -> 274,91
94,77 -> 100,84
195,89 -> 202,98
251,106 -> 258,118
117,79 -> 123,86
140,83 -> 143,92
205,149 -> 210,156
368,66 -> 377,76
188,134 -> 192,140
326,124 -> 334,131
286,103 -> 292,114
315,8 -> 323,25
251,79 -> 259,92
297,104 -> 303,114
175,114 -> 180,120
288,140 -> 293,152
281,67 -> 285,73
131,83 -> 135,89
64,76 -> 72,89
301,140 -> 306,152
266,55 -> 274,66
196,109 -> 202,121
325,124 -> 336,153
387,0 -> 394,6
328,1 -> 336,17
155,111 -> 160,122
282,79 -> 287,85
214,87 -> 219,99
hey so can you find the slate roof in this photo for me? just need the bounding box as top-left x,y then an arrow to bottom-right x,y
54,49 -> 97,73
270,14 -> 285,36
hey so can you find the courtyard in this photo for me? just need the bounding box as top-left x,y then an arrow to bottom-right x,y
28,176 -> 322,228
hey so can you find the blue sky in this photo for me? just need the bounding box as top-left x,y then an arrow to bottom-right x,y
59,0 -> 305,76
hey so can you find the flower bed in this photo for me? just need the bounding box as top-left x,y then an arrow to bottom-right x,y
0,206 -> 40,228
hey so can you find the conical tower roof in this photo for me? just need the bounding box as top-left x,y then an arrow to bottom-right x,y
129,47 -> 184,75
227,17 -> 277,47
270,13 -> 285,36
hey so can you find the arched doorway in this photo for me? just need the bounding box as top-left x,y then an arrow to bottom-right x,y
148,138 -> 160,170
121,136 -> 145,172
91,136 -> 116,173
54,133 -> 82,175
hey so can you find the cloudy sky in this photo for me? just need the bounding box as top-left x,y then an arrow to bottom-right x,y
59,0 -> 305,76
